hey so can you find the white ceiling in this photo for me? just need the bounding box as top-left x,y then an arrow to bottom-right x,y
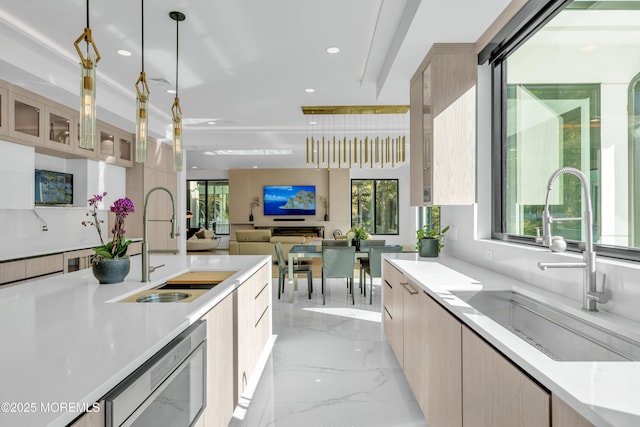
0,0 -> 511,171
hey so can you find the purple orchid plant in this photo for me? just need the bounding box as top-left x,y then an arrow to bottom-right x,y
82,192 -> 135,259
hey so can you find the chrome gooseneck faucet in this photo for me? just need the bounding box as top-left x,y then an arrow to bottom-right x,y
142,186 -> 179,282
536,167 -> 608,311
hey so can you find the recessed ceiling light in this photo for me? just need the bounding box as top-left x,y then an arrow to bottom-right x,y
309,121 -> 317,125
207,121 -> 216,125
252,165 -> 258,169
166,89 -> 177,94
305,88 -> 315,93
191,166 -> 198,169
326,46 -> 340,54
117,49 -> 132,57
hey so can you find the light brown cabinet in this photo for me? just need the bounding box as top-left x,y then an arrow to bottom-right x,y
409,43 -> 476,206
0,79 -> 134,164
462,326 -> 550,427
551,395 -> 594,427
44,104 -> 74,154
423,293 -> 462,427
236,264 -> 271,402
383,261 -> 406,367
199,290 -> 235,427
9,90 -> 45,146
402,279 -> 424,405
63,249 -> 94,273
126,139 -> 178,252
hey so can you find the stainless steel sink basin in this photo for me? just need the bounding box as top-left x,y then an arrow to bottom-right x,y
450,290 -> 640,362
135,291 -> 191,303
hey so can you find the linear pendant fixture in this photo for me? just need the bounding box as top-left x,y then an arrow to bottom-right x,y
170,11 -> 185,172
302,105 -> 408,169
135,0 -> 150,163
73,0 -> 101,150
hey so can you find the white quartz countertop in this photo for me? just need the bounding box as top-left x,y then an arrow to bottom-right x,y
386,254 -> 640,427
0,254 -> 270,427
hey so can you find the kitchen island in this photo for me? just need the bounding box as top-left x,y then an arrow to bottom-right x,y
0,254 -> 271,427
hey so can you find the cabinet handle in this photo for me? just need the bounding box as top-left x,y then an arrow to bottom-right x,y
385,280 -> 392,289
401,282 -> 418,295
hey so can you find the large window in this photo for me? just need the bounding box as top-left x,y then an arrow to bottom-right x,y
491,0 -> 640,259
351,179 -> 399,235
186,180 -> 229,235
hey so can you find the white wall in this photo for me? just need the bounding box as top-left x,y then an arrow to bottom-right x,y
0,145 -> 127,257
442,64 -> 640,323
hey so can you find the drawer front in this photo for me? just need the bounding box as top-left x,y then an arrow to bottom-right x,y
25,254 -> 63,277
0,259 -> 26,284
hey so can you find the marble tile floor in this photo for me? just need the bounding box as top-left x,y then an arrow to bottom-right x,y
236,277 -> 428,427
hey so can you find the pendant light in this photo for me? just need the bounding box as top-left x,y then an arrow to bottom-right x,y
170,11 -> 185,172
73,0 -> 101,150
135,0 -> 150,162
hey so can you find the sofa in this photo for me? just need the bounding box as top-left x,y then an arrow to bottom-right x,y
186,229 -> 220,251
229,230 -> 310,262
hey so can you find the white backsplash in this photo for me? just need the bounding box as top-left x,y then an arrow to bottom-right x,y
0,207 -> 107,257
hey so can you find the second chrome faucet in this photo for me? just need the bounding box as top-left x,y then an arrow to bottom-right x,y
536,167 -> 608,311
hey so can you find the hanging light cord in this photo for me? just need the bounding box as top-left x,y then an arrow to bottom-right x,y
141,0 -> 144,72
174,16 -> 179,97
85,0 -> 90,55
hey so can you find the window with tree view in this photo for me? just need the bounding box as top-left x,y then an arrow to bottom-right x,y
351,179 -> 398,235
186,180 -> 229,235
495,0 -> 640,258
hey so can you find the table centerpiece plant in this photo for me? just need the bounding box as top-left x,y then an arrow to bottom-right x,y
416,224 -> 449,257
347,224 -> 369,250
82,192 -> 135,284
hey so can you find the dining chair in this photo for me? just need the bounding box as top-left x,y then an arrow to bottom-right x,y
357,240 -> 386,293
362,245 -> 403,304
275,242 -> 313,299
321,246 -> 356,305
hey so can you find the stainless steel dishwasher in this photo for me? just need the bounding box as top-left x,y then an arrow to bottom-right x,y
104,320 -> 206,427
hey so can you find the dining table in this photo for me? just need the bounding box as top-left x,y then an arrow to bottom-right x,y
286,244 -> 371,303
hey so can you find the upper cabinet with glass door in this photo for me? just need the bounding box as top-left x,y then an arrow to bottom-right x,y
44,104 -> 75,153
409,43 -> 476,206
8,90 -> 45,146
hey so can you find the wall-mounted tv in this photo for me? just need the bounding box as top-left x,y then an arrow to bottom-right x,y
35,169 -> 73,206
263,185 -> 316,216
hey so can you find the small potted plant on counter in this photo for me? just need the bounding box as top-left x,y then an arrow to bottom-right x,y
416,224 -> 449,257
82,192 -> 135,284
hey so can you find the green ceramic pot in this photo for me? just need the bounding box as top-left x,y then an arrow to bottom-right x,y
418,238 -> 439,257
92,257 -> 130,284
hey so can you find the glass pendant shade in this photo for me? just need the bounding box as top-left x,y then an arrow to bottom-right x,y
172,98 -> 183,172
79,53 -> 97,149
135,72 -> 150,162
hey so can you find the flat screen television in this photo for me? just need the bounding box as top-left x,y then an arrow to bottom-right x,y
35,169 -> 73,206
263,185 -> 316,216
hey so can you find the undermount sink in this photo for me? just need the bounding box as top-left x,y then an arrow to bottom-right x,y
135,291 -> 191,303
450,290 -> 640,362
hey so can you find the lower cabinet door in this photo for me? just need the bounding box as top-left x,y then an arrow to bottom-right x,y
462,326 -> 550,427
423,293 -> 462,427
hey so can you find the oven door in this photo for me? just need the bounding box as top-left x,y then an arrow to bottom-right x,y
106,320 -> 206,427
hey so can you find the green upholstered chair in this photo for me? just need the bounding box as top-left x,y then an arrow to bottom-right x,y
321,246 -> 356,305
362,245 -> 402,304
275,242 -> 313,300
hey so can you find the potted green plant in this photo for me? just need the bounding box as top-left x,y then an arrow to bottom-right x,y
82,192 -> 135,284
347,224 -> 369,251
416,225 -> 449,257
